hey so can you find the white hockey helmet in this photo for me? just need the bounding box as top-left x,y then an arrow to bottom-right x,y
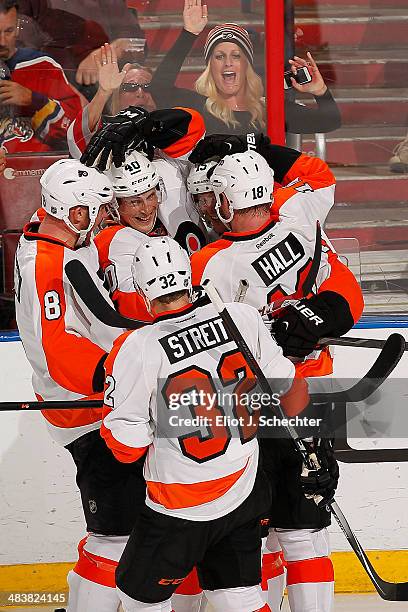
131,236 -> 192,302
40,159 -> 114,239
187,161 -> 217,195
210,151 -> 274,224
105,150 -> 162,199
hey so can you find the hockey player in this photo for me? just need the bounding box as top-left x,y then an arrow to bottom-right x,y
66,54 -> 209,259
101,235 -> 312,612
14,159 -> 146,612
189,148 -> 364,612
71,99 -> 210,610
93,148 -> 207,322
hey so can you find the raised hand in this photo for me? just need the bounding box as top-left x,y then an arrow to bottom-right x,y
289,51 -> 327,97
95,43 -> 130,95
183,0 -> 208,36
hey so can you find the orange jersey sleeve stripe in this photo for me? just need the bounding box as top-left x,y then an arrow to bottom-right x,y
294,347 -> 333,377
283,154 -> 336,190
318,250 -> 364,324
100,422 -> 148,463
286,557 -> 334,585
146,461 -> 247,510
190,239 -> 233,287
35,242 -> 106,396
280,375 -> 310,417
40,391 -> 103,428
93,224 -> 124,270
161,107 -> 205,158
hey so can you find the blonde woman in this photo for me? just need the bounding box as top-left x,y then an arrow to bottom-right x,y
149,0 -> 341,135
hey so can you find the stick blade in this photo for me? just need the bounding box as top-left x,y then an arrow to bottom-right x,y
364,332 -> 405,381
395,582 -> 408,601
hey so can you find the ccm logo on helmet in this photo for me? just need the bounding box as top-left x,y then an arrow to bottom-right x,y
294,303 -> 324,325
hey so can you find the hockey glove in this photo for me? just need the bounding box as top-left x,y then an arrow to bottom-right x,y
188,132 -> 271,163
271,291 -> 347,358
300,438 -> 339,507
80,106 -> 160,171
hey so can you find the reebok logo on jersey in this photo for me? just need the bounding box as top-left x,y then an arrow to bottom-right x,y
251,233 -> 305,286
159,316 -> 231,364
294,303 -> 324,325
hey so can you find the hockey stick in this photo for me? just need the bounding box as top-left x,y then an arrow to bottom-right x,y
0,399 -> 102,411
320,335 -> 408,351
65,259 -> 149,330
2,331 -> 403,413
202,279 -> 408,601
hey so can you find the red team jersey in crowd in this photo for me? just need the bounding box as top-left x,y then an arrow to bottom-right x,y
191,153 -> 364,375
1,49 -> 82,153
101,301 -> 296,520
14,222 -> 122,445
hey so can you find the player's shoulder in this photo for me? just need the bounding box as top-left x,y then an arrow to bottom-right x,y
95,224 -> 146,257
94,224 -> 126,247
190,236 -> 234,274
226,301 -> 261,322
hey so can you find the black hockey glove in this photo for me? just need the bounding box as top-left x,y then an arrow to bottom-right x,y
271,292 -> 344,358
300,438 -> 339,507
188,132 -> 271,164
80,106 -> 160,171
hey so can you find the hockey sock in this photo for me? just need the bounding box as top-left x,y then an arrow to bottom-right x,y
172,567 -> 203,612
262,532 -> 286,610
277,528 -> 334,612
67,534 -> 128,612
117,587 -> 173,611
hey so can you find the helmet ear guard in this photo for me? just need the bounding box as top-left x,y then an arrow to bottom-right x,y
212,176 -> 234,226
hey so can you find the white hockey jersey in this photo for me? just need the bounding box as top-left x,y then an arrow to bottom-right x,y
191,155 -> 364,375
191,155 -> 336,311
15,222 -> 122,445
101,301 -> 296,521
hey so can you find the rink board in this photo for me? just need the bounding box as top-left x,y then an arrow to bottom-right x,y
1,319 -> 408,593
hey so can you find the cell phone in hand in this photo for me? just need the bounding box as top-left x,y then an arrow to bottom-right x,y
284,66 -> 312,89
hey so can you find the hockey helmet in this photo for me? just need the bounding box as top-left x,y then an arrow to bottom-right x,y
105,150 -> 163,199
131,236 -> 192,302
210,151 -> 274,224
40,159 -> 114,240
187,161 -> 217,195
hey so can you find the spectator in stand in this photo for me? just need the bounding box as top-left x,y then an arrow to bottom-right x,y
111,63 -> 156,114
16,1 -> 145,98
389,132 -> 408,173
149,0 -> 341,136
0,0 -> 82,153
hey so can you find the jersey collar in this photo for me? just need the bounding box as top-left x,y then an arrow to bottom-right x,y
222,216 -> 276,242
153,300 -> 200,322
23,222 -> 78,250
